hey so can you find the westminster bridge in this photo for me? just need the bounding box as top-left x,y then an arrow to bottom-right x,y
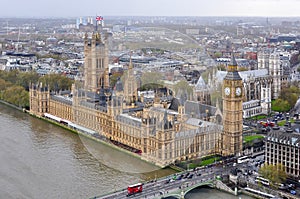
94,163 -> 299,199
94,166 -> 236,199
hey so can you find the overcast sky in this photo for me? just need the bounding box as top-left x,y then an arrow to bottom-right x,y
2,0 -> 300,18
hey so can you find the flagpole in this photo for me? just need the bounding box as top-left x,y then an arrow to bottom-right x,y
95,14 -> 98,32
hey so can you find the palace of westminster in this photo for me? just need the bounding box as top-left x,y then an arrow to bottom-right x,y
29,31 -> 300,177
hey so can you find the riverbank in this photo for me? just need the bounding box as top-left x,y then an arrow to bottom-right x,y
0,100 -> 24,112
0,100 -> 180,174
0,103 -> 151,198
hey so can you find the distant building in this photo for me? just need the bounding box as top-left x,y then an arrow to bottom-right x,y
186,29 -> 200,35
76,17 -> 97,32
214,68 -> 272,117
257,51 -> 290,99
265,124 -> 300,178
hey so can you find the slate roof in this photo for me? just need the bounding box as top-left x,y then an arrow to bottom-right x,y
266,127 -> 300,147
169,98 -> 180,111
195,76 -> 207,91
216,69 -> 269,82
224,54 -> 242,80
184,100 -> 217,119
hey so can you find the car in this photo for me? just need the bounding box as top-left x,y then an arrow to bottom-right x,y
288,183 -> 295,189
290,190 -> 296,195
183,172 -> 190,178
176,175 -> 183,180
188,174 -> 194,179
165,179 -> 171,184
172,175 -> 177,180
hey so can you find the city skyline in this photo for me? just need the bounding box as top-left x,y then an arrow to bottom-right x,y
2,0 -> 300,18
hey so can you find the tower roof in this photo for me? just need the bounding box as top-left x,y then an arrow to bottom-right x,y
224,53 -> 242,80
229,53 -> 237,66
195,76 -> 207,90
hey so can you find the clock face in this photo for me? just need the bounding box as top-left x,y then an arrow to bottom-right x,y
235,87 -> 241,96
224,87 -> 230,96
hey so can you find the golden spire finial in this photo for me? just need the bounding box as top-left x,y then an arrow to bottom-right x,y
95,32 -> 101,42
228,52 -> 238,72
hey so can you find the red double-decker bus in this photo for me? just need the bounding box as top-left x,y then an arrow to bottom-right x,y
127,183 -> 143,196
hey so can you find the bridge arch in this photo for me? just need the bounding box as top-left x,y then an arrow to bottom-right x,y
183,182 -> 215,197
160,181 -> 215,199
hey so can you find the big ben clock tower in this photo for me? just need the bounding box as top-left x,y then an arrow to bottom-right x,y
222,54 -> 243,156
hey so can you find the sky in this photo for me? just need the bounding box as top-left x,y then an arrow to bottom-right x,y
2,0 -> 300,18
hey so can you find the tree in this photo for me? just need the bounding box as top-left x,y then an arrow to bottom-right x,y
140,72 -> 163,91
279,85 -> 300,109
0,79 -> 12,91
38,74 -> 73,92
271,99 -> 291,112
173,80 -> 193,100
0,69 -> 19,84
16,71 -> 40,90
2,85 -> 29,108
110,73 -> 123,88
259,163 -> 287,187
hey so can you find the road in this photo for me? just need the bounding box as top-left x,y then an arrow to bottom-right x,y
96,165 -> 230,199
96,154 -> 300,199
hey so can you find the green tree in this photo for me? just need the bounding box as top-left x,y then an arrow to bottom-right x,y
2,85 -> 29,108
140,72 -> 163,90
173,80 -> 193,100
0,79 -> 11,99
38,74 -> 73,92
213,52 -> 222,58
271,99 -> 291,112
201,67 -> 215,83
0,79 -> 13,91
0,69 -> 19,84
279,85 -> 300,110
110,73 -> 123,88
259,163 -> 287,187
16,71 -> 40,90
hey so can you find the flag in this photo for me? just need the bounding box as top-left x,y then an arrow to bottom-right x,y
96,16 -> 103,21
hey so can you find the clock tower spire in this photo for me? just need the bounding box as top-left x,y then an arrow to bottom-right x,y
222,53 -> 243,156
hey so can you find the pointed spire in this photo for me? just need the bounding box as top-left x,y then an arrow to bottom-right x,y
216,97 -> 220,109
230,53 -> 237,67
195,76 -> 207,90
224,52 -> 242,80
208,73 -> 211,88
227,52 -> 238,72
129,51 -> 133,69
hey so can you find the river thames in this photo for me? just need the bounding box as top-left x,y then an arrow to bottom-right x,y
0,103 -> 254,199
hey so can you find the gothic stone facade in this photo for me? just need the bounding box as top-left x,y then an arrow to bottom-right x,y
29,32 -> 240,167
